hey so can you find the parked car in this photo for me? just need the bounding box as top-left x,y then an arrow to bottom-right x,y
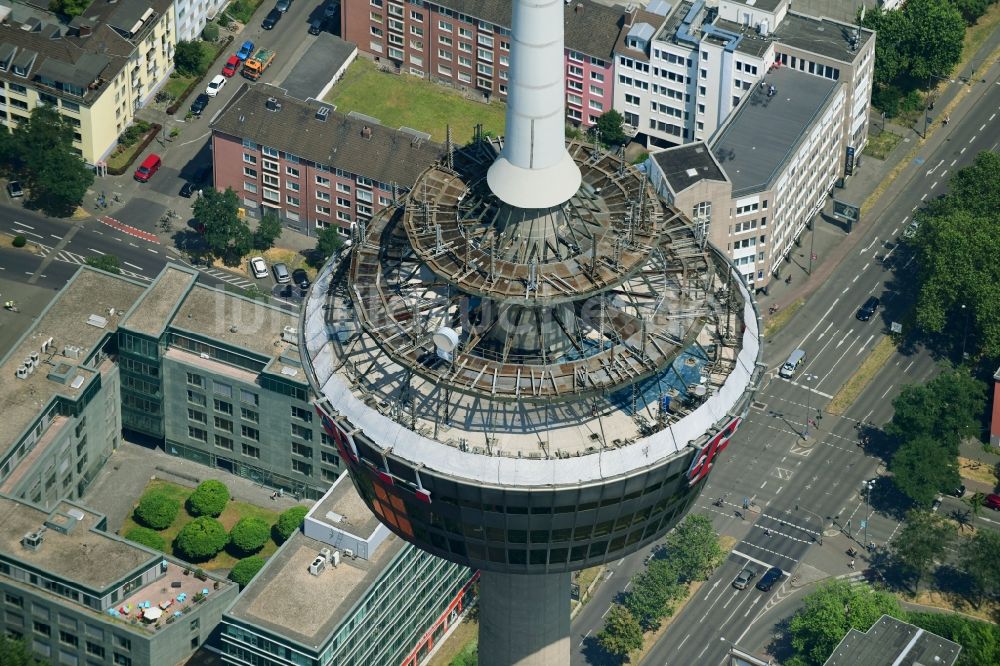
292,268 -> 311,290
986,493 -> 1000,510
133,153 -> 161,182
733,566 -> 757,590
206,74 -> 227,97
755,567 -> 784,592
856,296 -> 880,322
949,484 -> 966,498
931,496 -> 942,512
273,262 -> 291,284
262,8 -> 282,29
6,180 -> 23,198
179,166 -> 210,198
250,256 -> 269,279
190,93 -> 209,117
222,55 -> 240,77
276,0 -> 292,12
237,40 -> 255,61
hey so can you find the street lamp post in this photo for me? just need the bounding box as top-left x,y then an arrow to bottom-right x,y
794,502 -> 824,545
802,373 -> 818,440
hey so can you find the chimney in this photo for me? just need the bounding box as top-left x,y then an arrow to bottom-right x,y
362,126 -> 372,140
486,0 -> 581,209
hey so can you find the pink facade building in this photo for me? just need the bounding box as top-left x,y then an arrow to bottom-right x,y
210,84 -> 443,236
341,0 -> 620,127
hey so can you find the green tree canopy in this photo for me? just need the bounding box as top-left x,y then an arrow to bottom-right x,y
309,225 -> 345,268
860,7 -> 911,85
597,604 -> 644,661
623,559 -> 684,631
48,0 -> 90,17
891,510 -> 955,592
884,370 -> 987,447
125,526 -> 166,552
193,187 -> 253,265
959,528 -> 1000,606
0,633 -> 49,665
592,109 -> 627,147
187,479 -> 230,517
175,516 -> 228,561
174,41 -> 204,76
273,505 -> 309,544
134,491 -> 180,530
889,433 -> 962,507
907,612 -> 1000,666
85,255 -> 122,275
787,580 -> 904,666
662,514 -> 724,583
229,517 -> 270,556
252,212 -> 283,251
949,0 -> 991,25
229,556 -> 267,589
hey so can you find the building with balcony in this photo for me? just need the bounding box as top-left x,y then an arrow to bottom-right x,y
340,0 -> 620,127
174,0 -> 228,42
0,0 -> 176,164
211,84 -> 444,237
220,473 -> 475,666
0,496 -> 237,666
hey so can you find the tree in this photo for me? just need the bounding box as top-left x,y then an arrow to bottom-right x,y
786,579 -> 904,666
884,370 -> 987,447
860,7 -> 911,86
229,556 -> 266,589
125,526 -> 166,552
941,151 -> 1000,219
187,480 -> 230,517
0,633 -> 48,665
662,514 -> 723,583
175,517 -> 228,561
592,109 -> 627,147
889,434 -> 961,507
597,604 -> 643,662
252,212 -> 282,251
48,0 -> 90,18
201,21 -> 220,42
907,612 -> 1000,666
959,529 -> 1000,606
891,510 -> 955,593
950,0 -> 991,25
229,517 -> 270,555
85,255 -> 122,275
623,560 -> 684,631
193,187 -> 253,265
902,0 -> 965,82
273,505 -> 309,544
309,225 -> 344,268
174,41 -> 204,76
134,491 -> 180,530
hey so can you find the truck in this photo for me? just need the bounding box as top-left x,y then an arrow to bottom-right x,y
242,48 -> 275,81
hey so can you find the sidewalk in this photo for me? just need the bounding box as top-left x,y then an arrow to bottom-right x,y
759,28 -> 1000,316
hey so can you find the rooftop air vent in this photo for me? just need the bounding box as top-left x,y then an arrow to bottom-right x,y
315,106 -> 330,121
265,97 -> 280,111
21,527 -> 46,551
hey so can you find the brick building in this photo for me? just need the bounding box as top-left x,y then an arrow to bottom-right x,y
340,0 -> 621,127
211,84 -> 444,237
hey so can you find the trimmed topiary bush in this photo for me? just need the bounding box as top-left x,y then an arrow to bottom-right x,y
125,526 -> 166,552
175,517 -> 228,561
229,517 -> 270,555
229,556 -> 266,589
201,22 -> 219,41
273,506 -> 308,545
12,235 -> 26,247
134,491 -> 180,530
187,479 -> 230,517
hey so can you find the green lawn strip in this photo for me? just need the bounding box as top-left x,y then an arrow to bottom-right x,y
164,75 -> 195,99
226,0 -> 267,24
121,479 -> 282,571
325,58 -> 506,143
963,2 -> 1000,62
863,130 -> 902,160
763,297 -> 804,337
826,336 -> 897,415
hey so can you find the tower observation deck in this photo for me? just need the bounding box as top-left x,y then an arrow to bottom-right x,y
299,2 -> 762,664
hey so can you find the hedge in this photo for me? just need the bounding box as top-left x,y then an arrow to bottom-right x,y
106,123 -> 162,176
125,527 -> 166,552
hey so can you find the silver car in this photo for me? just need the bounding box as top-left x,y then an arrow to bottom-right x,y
733,565 -> 757,590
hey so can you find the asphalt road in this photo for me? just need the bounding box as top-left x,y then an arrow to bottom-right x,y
570,52 -> 1000,666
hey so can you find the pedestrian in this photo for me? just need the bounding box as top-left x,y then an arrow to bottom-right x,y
849,559 -> 855,569
764,528 -> 772,537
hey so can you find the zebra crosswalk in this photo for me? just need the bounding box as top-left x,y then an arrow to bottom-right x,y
35,244 -> 151,282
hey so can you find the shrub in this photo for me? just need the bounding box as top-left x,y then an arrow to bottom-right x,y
12,235 -> 26,247
125,527 -> 166,552
273,506 -> 308,544
229,517 -> 270,555
134,492 -> 180,530
229,556 -> 266,589
175,517 -> 228,561
201,22 -> 220,41
187,479 -> 230,517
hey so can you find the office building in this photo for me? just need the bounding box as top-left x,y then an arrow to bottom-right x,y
340,0 -> 620,127
614,0 -> 874,152
174,0 -> 228,42
0,496 -> 236,666
824,615 -> 961,666
302,0 -> 762,662
211,84 -> 444,237
220,473 -> 475,666
0,0 -> 177,163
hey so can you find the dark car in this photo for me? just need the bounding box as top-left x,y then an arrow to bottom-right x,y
755,567 -> 784,592
856,296 -> 880,321
6,180 -> 23,198
949,484 -> 966,498
179,181 -> 199,198
179,166 -> 211,198
262,8 -> 282,29
292,268 -> 311,291
276,0 -> 291,11
190,93 -> 209,116
309,17 -> 324,35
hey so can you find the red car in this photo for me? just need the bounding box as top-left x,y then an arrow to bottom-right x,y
222,55 -> 240,77
986,494 -> 1000,510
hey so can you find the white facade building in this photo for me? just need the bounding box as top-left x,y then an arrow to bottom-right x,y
174,0 -> 227,42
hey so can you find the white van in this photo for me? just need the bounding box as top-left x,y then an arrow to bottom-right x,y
779,349 -> 805,378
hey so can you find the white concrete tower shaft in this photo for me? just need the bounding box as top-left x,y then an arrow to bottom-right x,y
486,0 -> 582,209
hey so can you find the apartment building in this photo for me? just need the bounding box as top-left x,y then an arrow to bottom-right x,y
0,497 -> 237,666
649,65 -> 845,291
614,0 -> 874,153
221,473 -> 475,666
340,0 -> 620,127
0,0 -> 176,163
211,84 -> 444,237
174,0 -> 228,42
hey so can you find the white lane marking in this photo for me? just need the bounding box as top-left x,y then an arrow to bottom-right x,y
731,549 -> 779,571
881,385 -> 894,399
969,136 -> 977,144
904,360 -> 915,373
920,193 -> 927,201
861,236 -> 879,253
852,274 -> 860,283
857,334 -> 875,355
816,320 -> 834,340
950,159 -> 957,166
147,248 -> 158,254
601,605 -> 612,618
12,221 -> 34,229
18,229 -> 44,239
960,146 -> 966,154
89,248 -> 105,255
901,215 -> 909,224
836,330 -> 852,348
123,261 -> 145,271
760,481 -> 768,489
980,123 -> 986,131
797,298 -> 840,349
50,234 -> 62,239
990,113 -> 996,121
